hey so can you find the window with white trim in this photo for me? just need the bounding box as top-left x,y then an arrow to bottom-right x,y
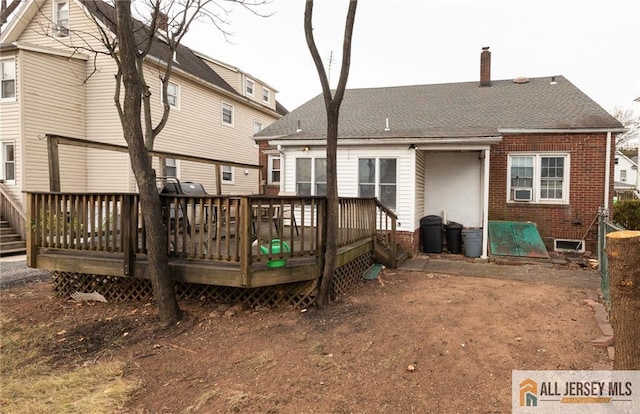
165,157 -> 177,177
508,153 -> 569,203
53,0 -> 69,37
620,170 -> 627,182
1,58 -> 16,101
222,102 -> 233,126
222,165 -> 233,183
268,155 -> 280,184
165,81 -> 179,108
246,79 -> 254,96
296,157 -> 326,196
358,158 -> 397,209
1,142 -> 15,182
253,121 -> 262,134
262,87 -> 270,103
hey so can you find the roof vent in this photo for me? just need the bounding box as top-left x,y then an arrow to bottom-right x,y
513,76 -> 529,84
550,76 -> 558,85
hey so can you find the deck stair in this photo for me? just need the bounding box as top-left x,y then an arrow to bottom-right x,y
0,219 -> 26,257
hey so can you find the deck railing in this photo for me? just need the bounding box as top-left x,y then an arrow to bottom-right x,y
26,192 -> 395,283
0,183 -> 27,241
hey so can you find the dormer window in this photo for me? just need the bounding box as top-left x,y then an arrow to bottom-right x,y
262,87 -> 270,103
54,0 -> 69,37
246,79 -> 254,96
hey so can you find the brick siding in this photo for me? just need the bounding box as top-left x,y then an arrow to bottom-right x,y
488,133 -> 614,252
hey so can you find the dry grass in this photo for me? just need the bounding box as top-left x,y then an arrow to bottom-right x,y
0,316 -> 139,413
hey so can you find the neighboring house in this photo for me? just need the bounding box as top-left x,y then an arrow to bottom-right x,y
0,0 -> 286,212
255,48 -> 624,257
613,150 -> 638,196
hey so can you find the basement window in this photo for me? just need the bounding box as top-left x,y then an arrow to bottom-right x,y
554,239 -> 585,253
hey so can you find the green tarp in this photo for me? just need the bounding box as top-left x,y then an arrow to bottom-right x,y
488,221 -> 549,258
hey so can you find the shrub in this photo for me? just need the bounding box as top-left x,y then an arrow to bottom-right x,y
613,199 -> 640,230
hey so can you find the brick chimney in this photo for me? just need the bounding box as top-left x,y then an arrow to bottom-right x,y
480,46 -> 491,87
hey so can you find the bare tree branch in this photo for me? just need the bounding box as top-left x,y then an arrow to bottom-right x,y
613,107 -> 640,148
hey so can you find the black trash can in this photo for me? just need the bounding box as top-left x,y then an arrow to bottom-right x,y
445,222 -> 463,254
420,215 -> 443,253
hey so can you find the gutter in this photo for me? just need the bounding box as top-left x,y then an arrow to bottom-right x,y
605,132 -> 612,210
498,128 -> 627,134
267,136 -> 503,147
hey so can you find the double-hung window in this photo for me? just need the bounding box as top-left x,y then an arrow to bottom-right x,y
262,88 -> 270,104
246,79 -> 254,96
296,157 -> 326,196
358,158 -> 397,209
54,0 -> 69,36
1,142 -> 15,182
508,153 -> 569,203
1,58 -> 16,101
165,158 -> 177,177
268,155 -> 281,185
222,102 -> 233,126
166,81 -> 179,108
222,165 -> 233,183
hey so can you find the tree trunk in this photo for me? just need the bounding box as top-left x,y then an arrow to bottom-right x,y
317,106 -> 340,308
116,1 -> 182,324
606,230 -> 640,370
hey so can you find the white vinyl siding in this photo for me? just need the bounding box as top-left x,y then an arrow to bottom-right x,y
21,50 -> 87,192
282,146 -> 414,230
507,153 -> 570,203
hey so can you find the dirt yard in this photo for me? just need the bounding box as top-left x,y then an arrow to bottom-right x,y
1,268 -> 608,413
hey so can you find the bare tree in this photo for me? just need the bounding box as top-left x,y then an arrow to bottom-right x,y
1,0 -> 21,28
22,0 -> 266,324
613,107 -> 640,148
304,0 -> 357,308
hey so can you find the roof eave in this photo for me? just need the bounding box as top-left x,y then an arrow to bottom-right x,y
498,127 -> 627,134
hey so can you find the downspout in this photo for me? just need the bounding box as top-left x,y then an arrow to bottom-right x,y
604,132 -> 612,210
481,148 -> 490,259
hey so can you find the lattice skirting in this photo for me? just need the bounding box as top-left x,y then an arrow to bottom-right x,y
52,252 -> 373,309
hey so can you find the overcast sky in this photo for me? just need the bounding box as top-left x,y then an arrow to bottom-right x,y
185,0 -> 639,114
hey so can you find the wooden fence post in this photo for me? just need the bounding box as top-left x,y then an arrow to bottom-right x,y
606,230 -> 640,370
239,197 -> 252,286
122,195 -> 136,276
26,193 -> 37,268
47,136 -> 61,192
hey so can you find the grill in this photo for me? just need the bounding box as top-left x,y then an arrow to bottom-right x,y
158,177 -> 207,196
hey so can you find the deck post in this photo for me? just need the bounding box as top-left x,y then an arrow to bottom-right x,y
239,197 -> 252,286
26,193 -> 37,268
47,136 -> 61,192
121,195 -> 136,276
215,164 -> 222,196
390,214 -> 397,268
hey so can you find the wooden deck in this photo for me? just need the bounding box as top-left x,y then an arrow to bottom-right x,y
26,194 -> 396,288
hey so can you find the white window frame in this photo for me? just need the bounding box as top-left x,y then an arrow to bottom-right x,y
221,102 -> 233,126
507,152 -> 570,204
358,157 -> 397,210
165,157 -> 178,178
0,58 -> 16,101
1,141 -> 16,183
53,0 -> 69,37
620,170 -> 627,182
222,165 -> 234,183
163,81 -> 180,109
295,157 -> 326,196
246,79 -> 255,96
253,121 -> 263,134
262,87 -> 270,103
268,155 -> 281,185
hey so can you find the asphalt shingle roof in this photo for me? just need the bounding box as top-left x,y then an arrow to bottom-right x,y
256,76 -> 622,140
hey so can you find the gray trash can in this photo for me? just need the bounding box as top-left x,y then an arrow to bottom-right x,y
462,228 -> 483,258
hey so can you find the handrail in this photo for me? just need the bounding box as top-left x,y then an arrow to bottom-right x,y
0,182 -> 27,241
373,198 -> 398,267
374,198 -> 398,220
